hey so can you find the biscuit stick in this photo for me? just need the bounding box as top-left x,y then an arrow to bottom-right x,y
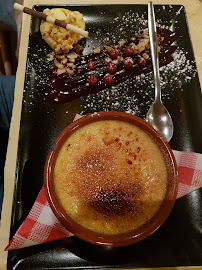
14,3 -> 88,37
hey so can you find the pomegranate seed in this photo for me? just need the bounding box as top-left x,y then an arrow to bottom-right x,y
138,57 -> 146,66
107,63 -> 117,74
109,49 -> 118,59
104,57 -> 112,65
125,46 -> 133,56
123,57 -> 134,68
87,75 -> 98,86
104,74 -> 113,84
87,60 -> 96,70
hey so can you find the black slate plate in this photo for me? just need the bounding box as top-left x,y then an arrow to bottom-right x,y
8,4 -> 202,269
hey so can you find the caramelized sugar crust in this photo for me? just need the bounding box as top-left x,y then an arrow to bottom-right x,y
54,120 -> 167,235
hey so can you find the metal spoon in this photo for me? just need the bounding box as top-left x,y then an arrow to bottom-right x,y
146,1 -> 174,142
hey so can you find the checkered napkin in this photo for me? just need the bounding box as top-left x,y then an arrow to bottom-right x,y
5,116 -> 202,251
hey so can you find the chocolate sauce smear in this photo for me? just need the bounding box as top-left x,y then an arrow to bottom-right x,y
43,28 -> 177,104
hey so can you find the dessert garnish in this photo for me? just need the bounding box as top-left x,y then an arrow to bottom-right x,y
43,28 -> 177,103
40,8 -> 86,54
14,4 -> 88,46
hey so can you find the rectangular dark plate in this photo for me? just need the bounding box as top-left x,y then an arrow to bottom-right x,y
8,4 -> 202,270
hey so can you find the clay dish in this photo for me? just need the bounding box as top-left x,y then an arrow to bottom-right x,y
44,111 -> 178,247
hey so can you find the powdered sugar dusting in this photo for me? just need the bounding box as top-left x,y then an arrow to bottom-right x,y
80,6 -> 197,116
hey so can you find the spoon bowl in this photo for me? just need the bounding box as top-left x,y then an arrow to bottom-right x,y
146,100 -> 174,142
146,2 -> 174,142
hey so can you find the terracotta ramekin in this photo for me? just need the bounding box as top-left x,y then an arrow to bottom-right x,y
44,111 -> 178,247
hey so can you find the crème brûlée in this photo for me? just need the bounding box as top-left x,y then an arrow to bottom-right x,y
54,120 -> 168,235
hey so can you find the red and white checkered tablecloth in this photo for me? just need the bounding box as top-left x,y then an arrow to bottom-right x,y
5,149 -> 202,251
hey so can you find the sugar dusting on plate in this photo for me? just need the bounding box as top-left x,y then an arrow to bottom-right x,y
80,6 -> 197,116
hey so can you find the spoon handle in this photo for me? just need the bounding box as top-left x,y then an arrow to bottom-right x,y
148,1 -> 161,102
